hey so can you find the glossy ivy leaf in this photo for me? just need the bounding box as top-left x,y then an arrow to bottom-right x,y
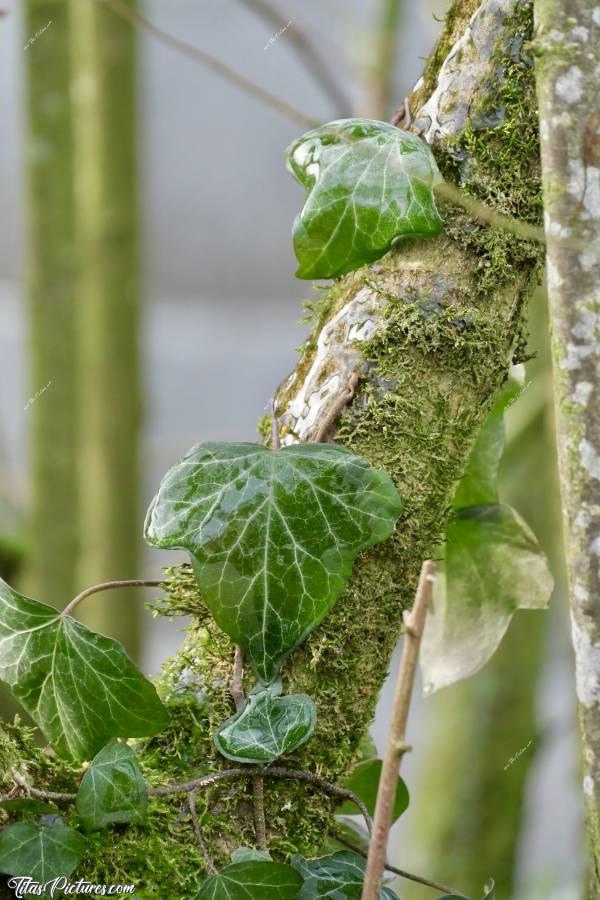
145,442 -> 401,683
214,680 -> 317,764
0,822 -> 86,883
337,759 -> 409,821
292,851 -> 398,899
287,118 -> 443,280
420,505 -> 553,693
453,369 -> 524,509
0,579 -> 169,760
76,742 -> 148,831
0,798 -> 58,815
193,861 -> 303,899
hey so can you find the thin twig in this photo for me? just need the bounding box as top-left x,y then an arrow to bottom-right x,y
11,770 -> 76,803
312,372 -> 360,444
61,579 -> 164,619
333,830 -> 470,899
95,0 -> 318,129
233,0 -> 351,114
252,775 -> 268,851
189,790 -> 217,875
361,560 -> 435,900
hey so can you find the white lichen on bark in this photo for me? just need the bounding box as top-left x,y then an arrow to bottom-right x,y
535,0 -> 600,887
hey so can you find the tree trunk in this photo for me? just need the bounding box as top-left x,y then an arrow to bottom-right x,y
23,0 -> 79,609
70,0 -> 142,654
535,0 -> 600,890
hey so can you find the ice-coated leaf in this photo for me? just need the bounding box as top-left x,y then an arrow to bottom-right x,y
287,118 -> 443,280
193,861 -> 303,899
145,442 -> 401,682
0,579 -> 169,761
337,759 -> 409,821
214,681 -> 316,764
0,822 -> 85,883
421,505 -> 553,693
292,851 -> 398,898
76,742 -> 148,831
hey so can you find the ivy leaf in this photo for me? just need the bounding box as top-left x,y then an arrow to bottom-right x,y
0,822 -> 86,883
292,851 -> 398,898
0,579 -> 169,761
0,798 -> 58,815
145,442 -> 401,683
76,742 -> 148,831
193,861 -> 303,899
337,759 -> 409,821
230,848 -> 272,864
214,681 -> 317,764
420,505 -> 553,693
287,118 -> 443,280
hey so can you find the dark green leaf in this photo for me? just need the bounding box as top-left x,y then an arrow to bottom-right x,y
0,822 -> 85,882
215,681 -> 316,764
0,579 -> 169,761
338,759 -> 408,821
0,798 -> 58,815
145,442 -> 401,682
230,847 -> 272,864
287,118 -> 443,280
76,742 -> 147,830
292,851 -> 398,898
193,861 -> 303,899
421,505 -> 553,693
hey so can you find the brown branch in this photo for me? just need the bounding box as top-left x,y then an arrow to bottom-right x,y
61,579 -> 164,619
189,790 -> 217,875
95,0 -> 318,130
10,769 -> 76,803
361,560 -> 435,900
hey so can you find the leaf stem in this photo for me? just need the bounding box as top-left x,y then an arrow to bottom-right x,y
333,829 -> 470,899
361,560 -> 435,900
189,790 -> 217,875
61,579 -> 164,619
230,646 -> 246,713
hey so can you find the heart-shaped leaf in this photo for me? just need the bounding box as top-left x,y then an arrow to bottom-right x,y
0,822 -> 86,883
337,759 -> 409,821
214,681 -> 316,764
145,442 -> 401,682
292,851 -> 398,898
76,742 -> 148,831
287,118 -> 443,280
420,505 -> 553,693
0,579 -> 169,760
193,861 -> 303,899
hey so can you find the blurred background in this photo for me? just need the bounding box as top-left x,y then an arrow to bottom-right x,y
0,1 -> 584,896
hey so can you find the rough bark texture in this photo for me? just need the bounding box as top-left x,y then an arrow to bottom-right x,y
1,2 -> 545,896
535,0 -> 600,891
69,0 -> 142,654
23,0 -> 79,609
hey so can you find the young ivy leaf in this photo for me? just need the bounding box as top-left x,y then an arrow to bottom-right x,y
0,579 -> 169,761
214,681 -> 317,764
287,118 -> 443,280
193,861 -> 303,899
337,759 -> 409,822
292,851 -> 398,899
420,505 -> 553,693
0,822 -> 86,883
76,742 -> 148,831
145,442 -> 401,683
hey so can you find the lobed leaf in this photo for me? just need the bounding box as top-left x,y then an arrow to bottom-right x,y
338,759 -> 409,821
145,442 -> 401,682
420,505 -> 553,693
0,822 -> 85,884
193,861 -> 303,899
0,579 -> 169,761
292,851 -> 398,898
287,118 -> 443,280
76,742 -> 148,831
214,681 -> 316,764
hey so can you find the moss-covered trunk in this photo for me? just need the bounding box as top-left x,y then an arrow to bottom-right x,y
2,2 -> 546,895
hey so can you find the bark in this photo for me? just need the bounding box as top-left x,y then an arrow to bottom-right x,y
70,0 -> 142,653
23,0 -> 79,608
535,0 -> 600,890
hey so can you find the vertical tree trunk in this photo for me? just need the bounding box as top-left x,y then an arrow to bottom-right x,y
23,0 -> 79,609
535,0 -> 600,891
70,0 -> 141,654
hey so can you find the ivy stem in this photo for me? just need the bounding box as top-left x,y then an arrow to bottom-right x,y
10,769 -> 76,802
271,403 -> 281,451
252,775 -> 268,851
61,579 -> 164,619
188,790 -> 217,875
230,646 -> 245,713
361,560 -> 435,900
333,830 -> 469,899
